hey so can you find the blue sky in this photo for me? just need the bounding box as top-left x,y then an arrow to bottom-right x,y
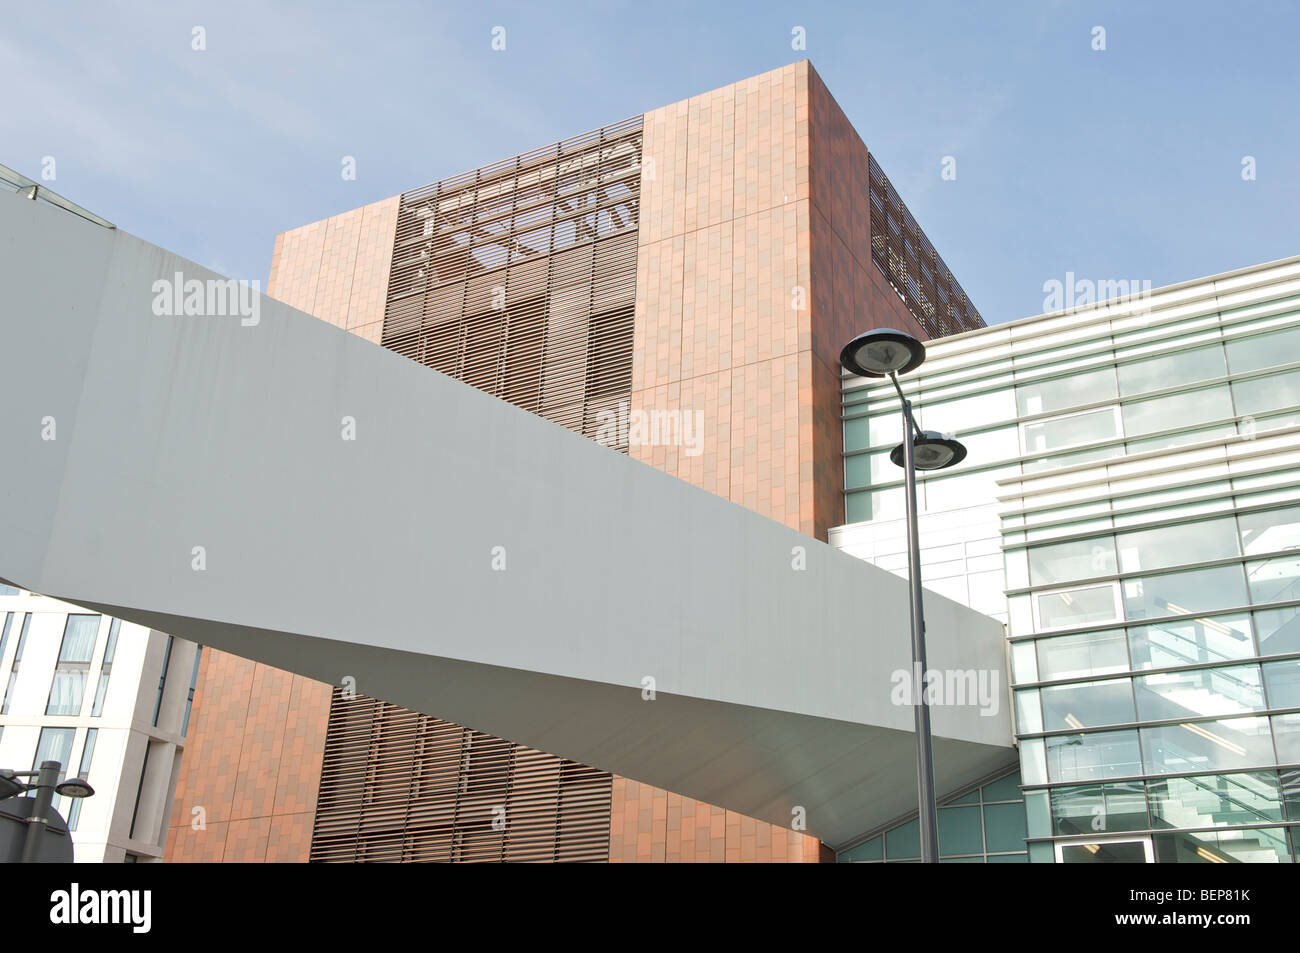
2,0 -> 1296,324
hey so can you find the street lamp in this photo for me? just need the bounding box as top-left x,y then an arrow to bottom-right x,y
2,761 -> 95,863
840,328 -> 968,864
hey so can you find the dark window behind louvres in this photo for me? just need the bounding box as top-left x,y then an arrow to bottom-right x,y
383,117 -> 642,451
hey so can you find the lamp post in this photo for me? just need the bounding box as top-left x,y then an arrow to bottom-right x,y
840,329 -> 968,864
1,760 -> 95,863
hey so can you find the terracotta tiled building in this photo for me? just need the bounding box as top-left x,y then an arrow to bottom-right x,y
164,60 -> 981,863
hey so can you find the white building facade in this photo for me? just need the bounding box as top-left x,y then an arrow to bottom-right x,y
0,584 -> 200,862
834,255 -> 1300,863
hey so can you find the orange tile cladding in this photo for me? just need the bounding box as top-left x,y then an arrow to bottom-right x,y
174,61 -> 928,864
164,649 -> 332,862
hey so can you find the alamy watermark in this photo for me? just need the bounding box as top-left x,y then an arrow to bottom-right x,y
151,272 -> 261,326
1043,271 -> 1151,316
890,664 -> 1001,717
594,400 -> 704,456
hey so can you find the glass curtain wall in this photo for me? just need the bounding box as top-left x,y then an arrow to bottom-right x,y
842,277 -> 1300,862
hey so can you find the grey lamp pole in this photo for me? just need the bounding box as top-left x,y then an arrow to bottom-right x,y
894,373 -> 940,864
20,760 -> 61,864
841,329 -> 967,865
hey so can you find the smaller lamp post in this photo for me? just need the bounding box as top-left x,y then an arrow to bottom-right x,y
2,761 -> 95,863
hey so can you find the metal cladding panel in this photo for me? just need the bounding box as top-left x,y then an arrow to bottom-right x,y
867,154 -> 984,338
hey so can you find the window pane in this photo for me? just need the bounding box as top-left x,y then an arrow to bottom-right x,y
868,486 -> 905,521
1016,689 -> 1043,733
1128,614 -> 1255,670
957,426 -> 1020,464
839,836 -> 883,862
937,805 -> 983,856
1020,736 -> 1048,785
1122,385 -> 1233,439
1233,368 -> 1300,418
1256,605 -> 1300,656
1041,678 -> 1135,730
1037,584 -> 1120,630
843,416 -> 872,453
67,728 -> 98,830
980,772 -> 1024,802
867,412 -> 904,449
1116,517 -> 1239,574
1153,827 -> 1291,864
1034,579 -> 1118,631
1037,629 -> 1130,681
1246,555 -> 1300,606
1046,729 -> 1142,782
1273,713 -> 1300,764
983,802 -> 1028,852
845,490 -> 872,524
1141,716 -> 1275,775
1011,640 -> 1038,682
32,726 -> 76,803
1051,781 -> 1148,835
1284,768 -> 1300,820
1029,536 -> 1117,587
1149,771 -> 1283,830
1134,664 -> 1264,721
1239,504 -> 1300,556
46,615 -> 99,717
1016,367 -> 1117,417
58,616 -> 99,662
46,672 -> 87,717
1117,344 -> 1226,397
844,452 -> 874,490
1025,790 -> 1051,838
922,389 -> 1016,435
1264,659 -> 1300,710
1226,324 -> 1300,374
1022,408 -> 1119,454
885,817 -> 920,860
1122,565 -> 1249,620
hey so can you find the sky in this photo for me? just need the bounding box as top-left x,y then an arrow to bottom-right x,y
1,0 -> 1297,325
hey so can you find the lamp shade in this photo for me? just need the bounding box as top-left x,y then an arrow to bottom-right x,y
890,431 -> 968,471
839,329 -> 926,378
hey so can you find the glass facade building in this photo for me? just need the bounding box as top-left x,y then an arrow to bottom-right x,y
833,255 -> 1300,862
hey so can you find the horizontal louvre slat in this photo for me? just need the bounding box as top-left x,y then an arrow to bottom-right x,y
310,691 -> 613,863
381,118 -> 642,454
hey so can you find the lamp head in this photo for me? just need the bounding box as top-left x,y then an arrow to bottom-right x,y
840,329 -> 926,378
890,431 -> 968,471
55,778 -> 94,799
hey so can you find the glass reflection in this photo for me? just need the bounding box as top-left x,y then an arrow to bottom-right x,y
1051,781 -> 1148,835
1041,678 -> 1135,730
1037,629 -> 1130,681
1129,615 -> 1254,669
1134,664 -> 1264,722
1046,730 -> 1142,783
1153,827 -> 1291,863
1148,772 -> 1283,829
1141,716 -> 1275,775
